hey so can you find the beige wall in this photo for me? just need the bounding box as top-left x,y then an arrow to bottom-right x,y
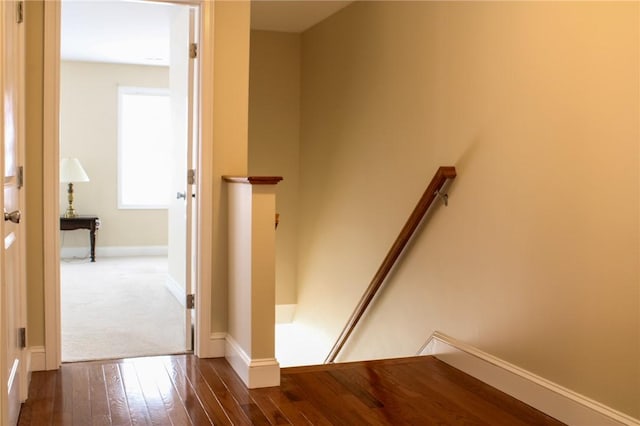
296,1 -> 639,417
248,30 -> 300,305
210,0 -> 251,333
59,61 -> 169,249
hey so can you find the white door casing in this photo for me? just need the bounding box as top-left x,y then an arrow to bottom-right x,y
42,0 -> 215,371
1,0 -> 27,424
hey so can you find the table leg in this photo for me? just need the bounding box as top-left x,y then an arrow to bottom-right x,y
89,228 -> 96,262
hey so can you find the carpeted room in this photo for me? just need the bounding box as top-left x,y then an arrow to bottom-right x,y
60,256 -> 185,361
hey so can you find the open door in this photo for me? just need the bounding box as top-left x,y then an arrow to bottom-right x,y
167,5 -> 198,351
1,1 -> 26,424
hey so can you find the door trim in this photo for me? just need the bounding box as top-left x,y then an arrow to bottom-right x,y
43,0 -> 61,371
42,0 -> 215,369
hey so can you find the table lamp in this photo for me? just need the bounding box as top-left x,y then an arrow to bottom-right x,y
60,158 -> 90,218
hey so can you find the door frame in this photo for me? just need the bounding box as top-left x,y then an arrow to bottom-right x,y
42,0 -> 215,369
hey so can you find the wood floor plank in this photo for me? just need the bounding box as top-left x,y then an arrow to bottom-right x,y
103,362 -> 132,426
316,365 -> 424,424
142,357 -> 193,426
180,355 -> 236,425
119,362 -> 155,425
327,368 -> 384,408
351,360 -> 424,401
404,358 -> 535,425
285,371 -> 373,425
289,400 -> 335,426
314,369 -> 390,425
127,358 -> 173,426
53,363 -> 74,426
22,369 -> 58,426
253,385 -> 319,425
71,364 -> 93,425
349,361 -> 447,424
349,360 -> 482,425
247,389 -> 292,425
161,355 -> 213,425
88,364 -> 112,426
325,368 -> 404,425
199,358 -> 263,426
21,354 -> 566,426
422,357 -> 563,425
383,361 -> 492,424
273,374 -> 338,426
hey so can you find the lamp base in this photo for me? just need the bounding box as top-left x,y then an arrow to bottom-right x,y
65,182 -> 78,218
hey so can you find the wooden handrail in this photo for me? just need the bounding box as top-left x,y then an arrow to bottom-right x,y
325,166 -> 457,363
223,176 -> 283,185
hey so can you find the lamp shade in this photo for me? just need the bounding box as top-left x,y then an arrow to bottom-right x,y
60,158 -> 90,183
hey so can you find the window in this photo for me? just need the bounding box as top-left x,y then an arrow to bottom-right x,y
118,86 -> 172,209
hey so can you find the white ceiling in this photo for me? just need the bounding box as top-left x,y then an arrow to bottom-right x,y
251,1 -> 352,33
61,1 -> 177,66
61,0 -> 353,67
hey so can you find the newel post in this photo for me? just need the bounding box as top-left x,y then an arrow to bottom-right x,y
223,176 -> 283,388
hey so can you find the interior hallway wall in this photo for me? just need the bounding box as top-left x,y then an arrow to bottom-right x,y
248,30 -> 301,306
296,1 -> 639,417
209,0 -> 251,334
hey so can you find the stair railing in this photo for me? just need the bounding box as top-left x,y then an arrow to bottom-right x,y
324,166 -> 457,363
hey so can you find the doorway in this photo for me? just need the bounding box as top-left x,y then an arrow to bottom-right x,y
58,0 -> 198,362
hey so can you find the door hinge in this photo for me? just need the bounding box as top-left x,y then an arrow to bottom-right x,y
18,328 -> 26,349
187,169 -> 196,185
17,166 -> 23,189
186,294 -> 195,309
17,1 -> 24,24
189,43 -> 198,59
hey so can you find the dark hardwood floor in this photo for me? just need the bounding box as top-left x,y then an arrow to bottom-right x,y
18,354 -> 564,425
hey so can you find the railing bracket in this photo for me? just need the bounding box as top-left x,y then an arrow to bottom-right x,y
434,190 -> 449,206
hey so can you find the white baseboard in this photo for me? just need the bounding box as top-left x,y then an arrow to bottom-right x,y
225,335 -> 280,389
197,332 -> 226,358
60,245 -> 168,259
165,275 -> 186,307
276,304 -> 296,324
420,332 -> 639,426
27,346 -> 46,372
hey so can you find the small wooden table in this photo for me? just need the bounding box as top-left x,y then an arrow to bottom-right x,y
60,216 -> 99,262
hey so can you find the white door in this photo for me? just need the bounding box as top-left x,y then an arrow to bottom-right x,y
1,1 -> 26,425
167,5 -> 198,351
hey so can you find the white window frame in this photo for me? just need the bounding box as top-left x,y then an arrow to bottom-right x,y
117,85 -> 172,210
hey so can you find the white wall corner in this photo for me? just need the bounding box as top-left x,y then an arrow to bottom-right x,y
225,335 -> 280,389
165,276 -> 186,307
276,304 -> 296,324
27,346 -> 46,373
420,332 -> 640,426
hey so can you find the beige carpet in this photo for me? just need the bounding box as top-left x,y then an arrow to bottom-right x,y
61,256 -> 186,362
